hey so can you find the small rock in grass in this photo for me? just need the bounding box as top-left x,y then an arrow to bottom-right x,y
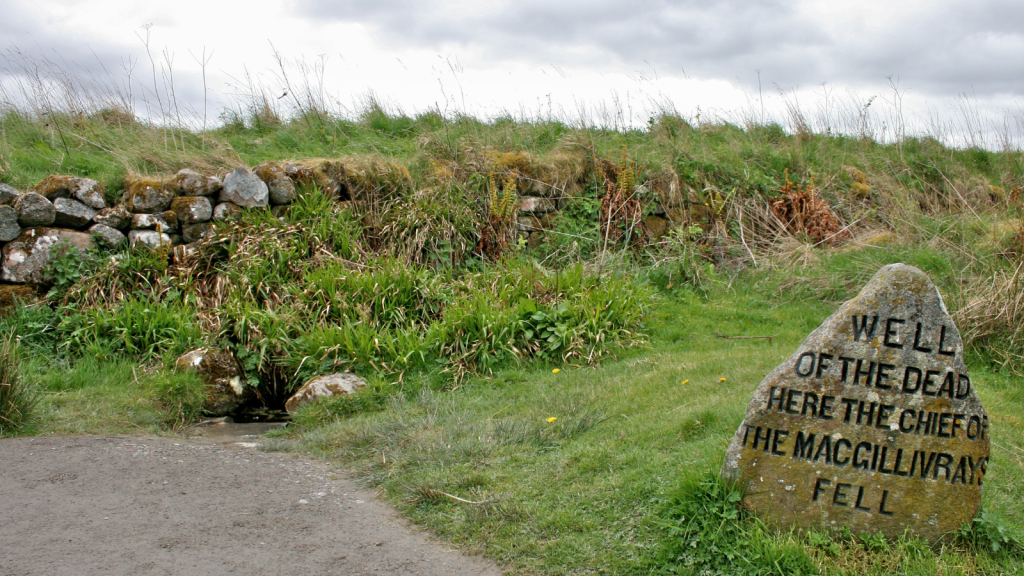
171,169 -> 224,197
182,222 -> 215,244
14,193 -> 55,227
73,178 -> 106,210
173,169 -> 209,196
519,196 -> 556,214
175,348 -> 253,415
1,227 -> 95,283
53,198 -> 98,229
33,175 -> 76,200
285,373 -> 367,414
644,215 -> 669,240
0,284 -> 39,309
206,176 -> 223,196
89,224 -> 126,248
33,176 -> 104,208
517,215 -> 541,232
254,162 -> 296,205
130,211 -> 178,232
125,181 -> 174,213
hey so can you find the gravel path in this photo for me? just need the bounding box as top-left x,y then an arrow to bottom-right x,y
0,436 -> 503,576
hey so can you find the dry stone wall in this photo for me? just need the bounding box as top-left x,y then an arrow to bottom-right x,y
0,160 -> 681,285
0,166 -> 279,284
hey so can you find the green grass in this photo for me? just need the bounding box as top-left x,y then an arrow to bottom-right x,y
284,281 -> 1024,575
2,104 -> 1020,227
14,354 -> 207,436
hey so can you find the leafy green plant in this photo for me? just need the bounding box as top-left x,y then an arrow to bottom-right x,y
650,224 -> 720,295
289,379 -> 394,426
302,258 -> 445,329
520,300 -> 577,359
285,184 -> 361,258
860,530 -> 890,553
478,172 -> 520,258
44,241 -> 100,297
958,510 -> 1024,554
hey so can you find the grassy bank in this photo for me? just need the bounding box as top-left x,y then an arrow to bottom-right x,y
2,101 -> 1024,574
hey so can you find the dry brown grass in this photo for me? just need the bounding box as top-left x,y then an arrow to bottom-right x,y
341,155 -> 414,202
770,237 -> 821,269
953,263 -> 1024,374
770,171 -> 847,245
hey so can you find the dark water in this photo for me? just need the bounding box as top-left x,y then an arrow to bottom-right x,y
232,407 -> 291,423
185,407 -> 291,441
187,418 -> 288,440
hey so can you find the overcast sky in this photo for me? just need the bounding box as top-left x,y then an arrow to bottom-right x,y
2,0 -> 1023,146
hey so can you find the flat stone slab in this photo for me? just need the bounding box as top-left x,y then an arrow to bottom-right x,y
722,264 -> 989,542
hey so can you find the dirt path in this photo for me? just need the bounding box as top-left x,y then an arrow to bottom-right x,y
0,435 -> 503,576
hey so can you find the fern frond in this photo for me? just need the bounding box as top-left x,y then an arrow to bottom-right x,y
500,173 -> 518,221
488,173 -> 499,217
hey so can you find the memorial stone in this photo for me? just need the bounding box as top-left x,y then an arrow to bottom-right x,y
722,264 -> 989,542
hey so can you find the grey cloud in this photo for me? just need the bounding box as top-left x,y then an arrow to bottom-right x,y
1,5 -> 131,76
2,18 -> 210,124
298,0 -> 1024,96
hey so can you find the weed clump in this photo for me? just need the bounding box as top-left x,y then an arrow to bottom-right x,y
957,510 -> 1024,555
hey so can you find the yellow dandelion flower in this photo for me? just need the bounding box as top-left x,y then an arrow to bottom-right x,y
681,379 -> 689,385
720,377 -> 727,382
552,368 -> 561,374
547,417 -> 557,423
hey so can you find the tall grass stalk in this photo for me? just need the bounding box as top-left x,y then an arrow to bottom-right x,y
0,332 -> 35,435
